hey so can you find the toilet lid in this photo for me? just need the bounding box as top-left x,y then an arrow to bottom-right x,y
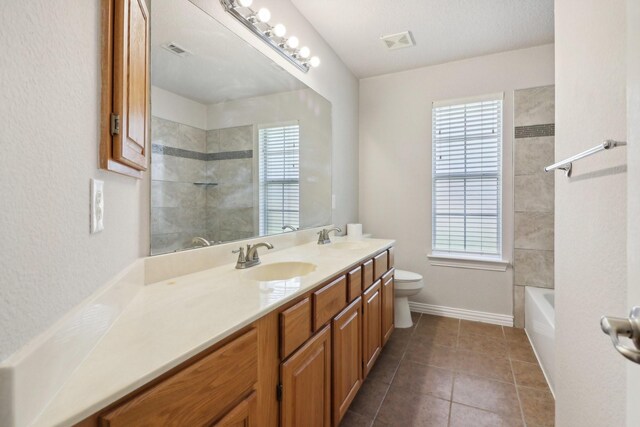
394,269 -> 423,283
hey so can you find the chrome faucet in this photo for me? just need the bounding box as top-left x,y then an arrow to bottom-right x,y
282,225 -> 298,232
192,236 -> 211,247
317,227 -> 342,245
233,242 -> 274,269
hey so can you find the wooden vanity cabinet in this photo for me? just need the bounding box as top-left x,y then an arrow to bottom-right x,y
362,279 -> 382,377
280,325 -> 332,427
313,275 -> 347,331
98,329 -> 258,426
280,297 -> 312,359
362,259 -> 374,290
212,391 -> 257,427
347,266 -> 362,303
373,251 -> 388,281
332,297 -> 363,426
381,269 -> 395,346
79,247 -> 396,427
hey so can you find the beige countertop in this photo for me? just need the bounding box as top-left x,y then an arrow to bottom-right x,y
33,237 -> 394,427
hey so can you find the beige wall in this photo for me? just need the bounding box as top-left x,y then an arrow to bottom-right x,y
0,0 -> 359,362
359,44 -> 554,317
628,1 -> 640,423
555,0 -> 628,425
0,0 -> 149,362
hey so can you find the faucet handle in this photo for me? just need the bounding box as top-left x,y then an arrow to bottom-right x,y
232,247 -> 246,263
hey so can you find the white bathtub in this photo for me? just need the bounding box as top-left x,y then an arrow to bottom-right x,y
524,286 -> 555,395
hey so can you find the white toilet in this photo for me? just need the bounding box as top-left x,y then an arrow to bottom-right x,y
394,269 -> 424,328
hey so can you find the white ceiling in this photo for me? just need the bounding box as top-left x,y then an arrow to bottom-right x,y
290,0 -> 554,78
151,0 -> 306,105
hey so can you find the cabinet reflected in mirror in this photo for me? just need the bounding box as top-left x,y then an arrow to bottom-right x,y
149,0 -> 332,255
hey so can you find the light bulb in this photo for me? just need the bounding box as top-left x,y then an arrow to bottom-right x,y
273,23 -> 286,38
286,36 -> 299,49
237,0 -> 252,7
257,8 -> 271,23
299,46 -> 310,58
309,56 -> 320,67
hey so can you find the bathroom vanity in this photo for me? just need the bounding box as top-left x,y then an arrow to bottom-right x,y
62,241 -> 396,427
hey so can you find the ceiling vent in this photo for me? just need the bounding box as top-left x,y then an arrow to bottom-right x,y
380,31 -> 415,51
161,42 -> 191,58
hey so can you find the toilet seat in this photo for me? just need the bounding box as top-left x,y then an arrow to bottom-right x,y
395,269 -> 422,282
394,269 -> 423,290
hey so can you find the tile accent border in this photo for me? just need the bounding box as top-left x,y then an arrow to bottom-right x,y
152,144 -> 253,161
408,301 -> 514,327
515,123 -> 555,139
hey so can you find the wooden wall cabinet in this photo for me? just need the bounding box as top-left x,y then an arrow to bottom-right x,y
100,0 -> 150,178
280,325 -> 332,427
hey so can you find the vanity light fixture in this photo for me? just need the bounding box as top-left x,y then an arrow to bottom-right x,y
220,0 -> 319,72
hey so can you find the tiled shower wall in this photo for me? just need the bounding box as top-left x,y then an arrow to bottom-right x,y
513,86 -> 555,327
151,116 -> 254,254
205,126 -> 255,243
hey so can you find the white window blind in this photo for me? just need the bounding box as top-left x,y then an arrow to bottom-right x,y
259,123 -> 300,235
432,95 -> 503,257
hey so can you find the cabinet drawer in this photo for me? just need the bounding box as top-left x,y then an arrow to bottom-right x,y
388,247 -> 395,269
373,251 -> 388,280
280,297 -> 312,359
100,329 -> 258,426
362,259 -> 374,290
347,267 -> 362,303
313,276 -> 347,331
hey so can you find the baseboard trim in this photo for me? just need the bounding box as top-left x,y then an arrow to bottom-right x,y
408,302 -> 514,327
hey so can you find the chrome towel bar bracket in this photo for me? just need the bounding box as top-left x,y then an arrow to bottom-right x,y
544,139 -> 626,177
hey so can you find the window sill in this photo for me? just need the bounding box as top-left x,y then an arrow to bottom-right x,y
427,253 -> 510,272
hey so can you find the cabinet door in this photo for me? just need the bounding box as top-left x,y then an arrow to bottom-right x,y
101,0 -> 149,177
381,270 -> 395,346
362,280 -> 382,378
213,391 -> 257,427
99,329 -> 257,426
332,297 -> 363,426
281,325 -> 331,427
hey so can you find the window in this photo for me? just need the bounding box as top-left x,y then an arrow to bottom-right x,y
431,94 -> 503,258
258,123 -> 300,235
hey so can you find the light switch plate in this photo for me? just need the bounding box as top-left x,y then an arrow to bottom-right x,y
90,179 -> 104,233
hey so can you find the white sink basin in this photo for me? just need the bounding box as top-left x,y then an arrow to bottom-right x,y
326,241 -> 369,250
244,262 -> 317,281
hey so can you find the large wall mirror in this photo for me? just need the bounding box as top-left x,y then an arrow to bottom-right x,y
150,0 -> 332,255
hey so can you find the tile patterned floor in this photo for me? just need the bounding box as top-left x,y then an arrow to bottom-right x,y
340,313 -> 555,427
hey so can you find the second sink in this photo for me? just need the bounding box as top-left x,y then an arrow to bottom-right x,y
244,262 -> 317,281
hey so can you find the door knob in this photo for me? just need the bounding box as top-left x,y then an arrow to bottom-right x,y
601,306 -> 640,364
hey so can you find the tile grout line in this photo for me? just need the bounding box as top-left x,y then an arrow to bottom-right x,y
505,325 -> 529,427
447,319 -> 461,427
504,325 -> 528,426
368,319 -> 415,425
363,313 -> 422,426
